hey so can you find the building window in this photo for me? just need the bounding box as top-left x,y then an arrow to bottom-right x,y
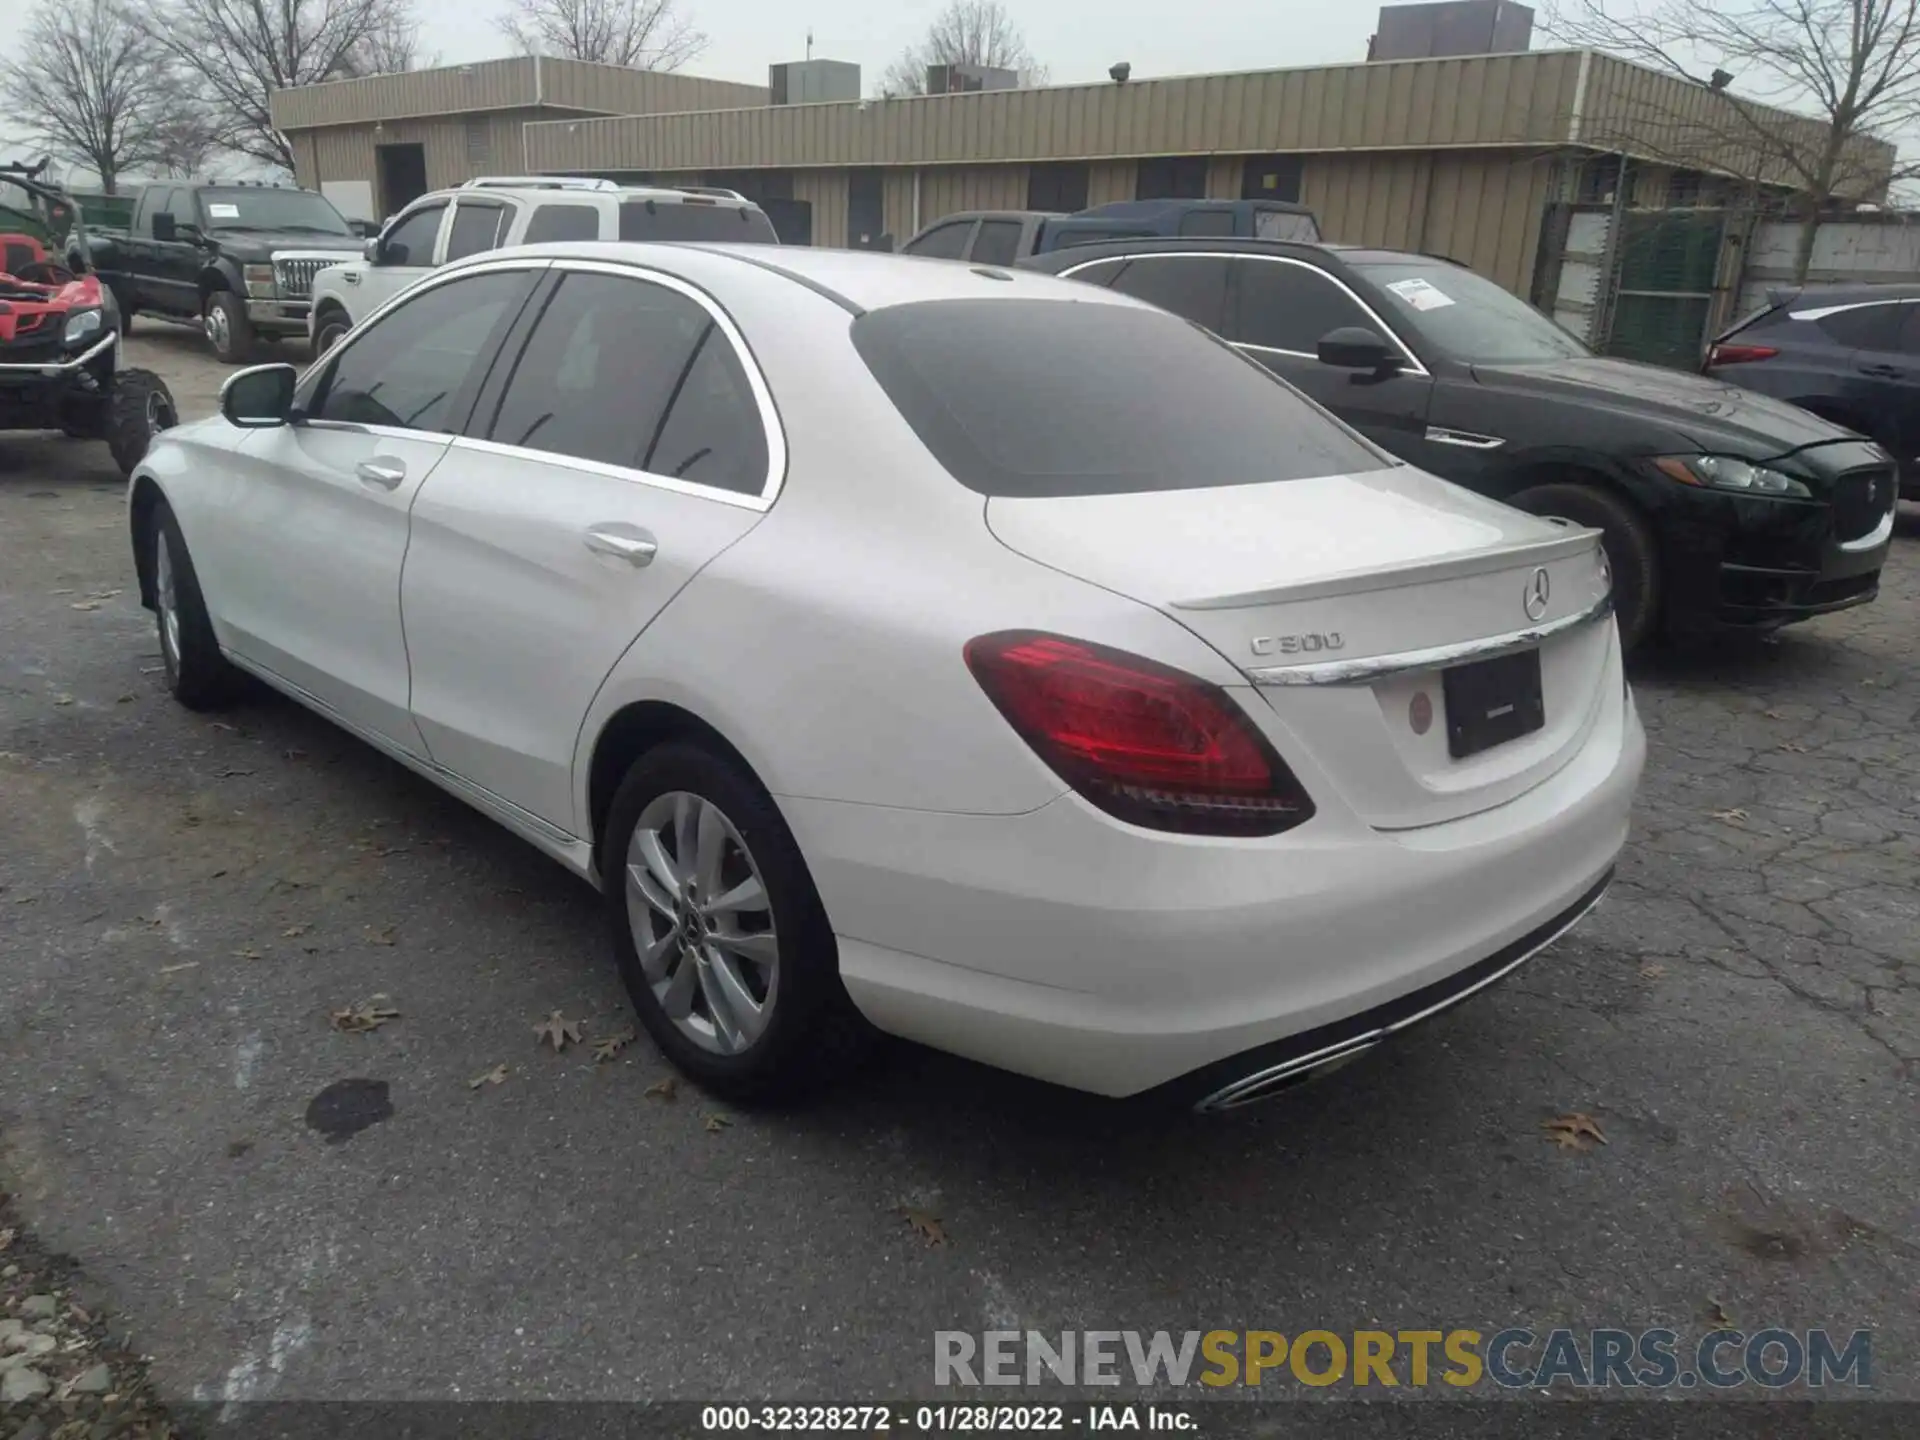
1135,157 -> 1208,200
1240,155 -> 1303,202
1027,162 -> 1090,212
1578,155 -> 1624,204
465,117 -> 491,167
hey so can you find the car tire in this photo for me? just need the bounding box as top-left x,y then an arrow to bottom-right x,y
601,741 -> 873,1104
313,312 -> 351,357
150,502 -> 242,710
1507,481 -> 1659,653
107,369 -> 178,479
203,290 -> 253,364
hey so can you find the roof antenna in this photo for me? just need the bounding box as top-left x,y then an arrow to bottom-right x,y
806,29 -> 814,61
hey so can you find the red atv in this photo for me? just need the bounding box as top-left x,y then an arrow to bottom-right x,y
1,158 -> 175,478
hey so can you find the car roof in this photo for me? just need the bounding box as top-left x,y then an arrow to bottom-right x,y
459,241 -> 1156,315
1017,235 -> 1463,273
1076,198 -> 1318,220
1776,281 -> 1920,306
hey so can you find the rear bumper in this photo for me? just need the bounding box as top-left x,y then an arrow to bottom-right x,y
789,682 -> 1643,1099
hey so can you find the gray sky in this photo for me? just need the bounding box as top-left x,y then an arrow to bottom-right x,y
422,0 -> 1385,88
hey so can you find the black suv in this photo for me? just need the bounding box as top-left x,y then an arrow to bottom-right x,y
1020,238 -> 1895,649
1704,283 -> 1920,499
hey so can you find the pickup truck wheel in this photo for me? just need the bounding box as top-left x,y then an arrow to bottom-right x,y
313,313 -> 350,356
1508,481 -> 1659,653
203,291 -> 253,364
108,370 -> 178,478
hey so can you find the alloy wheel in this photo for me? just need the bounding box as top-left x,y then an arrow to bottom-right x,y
205,304 -> 228,350
146,389 -> 175,441
154,534 -> 181,671
625,791 -> 780,1055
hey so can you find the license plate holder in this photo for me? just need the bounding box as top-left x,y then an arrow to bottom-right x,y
1443,649 -> 1545,759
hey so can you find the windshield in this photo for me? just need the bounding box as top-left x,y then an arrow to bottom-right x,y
198,188 -> 353,236
0,176 -> 74,252
852,297 -> 1390,497
1354,259 -> 1589,364
618,200 -> 778,244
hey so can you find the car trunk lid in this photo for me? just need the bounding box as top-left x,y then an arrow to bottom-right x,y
986,466 -> 1617,829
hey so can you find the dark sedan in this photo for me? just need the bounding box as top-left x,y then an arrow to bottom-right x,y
1019,238 -> 1896,650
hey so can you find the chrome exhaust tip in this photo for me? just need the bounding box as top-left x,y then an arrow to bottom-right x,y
1193,1037 -> 1380,1113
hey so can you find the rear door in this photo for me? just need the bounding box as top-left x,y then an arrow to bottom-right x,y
1869,303 -> 1920,480
444,196 -> 512,263
902,219 -> 976,260
400,262 -> 774,831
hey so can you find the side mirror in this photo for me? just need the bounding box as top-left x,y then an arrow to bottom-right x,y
177,220 -> 204,244
363,236 -> 381,262
151,212 -> 177,242
1318,326 -> 1402,374
350,219 -> 378,238
220,363 -> 298,428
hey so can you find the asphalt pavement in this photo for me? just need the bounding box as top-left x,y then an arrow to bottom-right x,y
1,328 -> 1916,1416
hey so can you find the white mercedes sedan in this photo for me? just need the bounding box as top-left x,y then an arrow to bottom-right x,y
127,242 -> 1644,1110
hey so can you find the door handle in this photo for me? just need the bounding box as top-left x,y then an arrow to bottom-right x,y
1860,363 -> 1904,378
355,457 -> 406,490
584,526 -> 658,566
343,271 -> 361,285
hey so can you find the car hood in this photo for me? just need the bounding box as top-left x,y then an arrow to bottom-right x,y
211,229 -> 362,261
1471,354 -> 1855,461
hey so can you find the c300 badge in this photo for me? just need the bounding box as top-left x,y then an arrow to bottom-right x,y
1251,632 -> 1345,656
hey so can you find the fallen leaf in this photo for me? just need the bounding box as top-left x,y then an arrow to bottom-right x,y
284,748 -> 308,761
373,845 -> 409,858
1541,1113 -> 1608,1152
592,1029 -> 635,1063
1708,1297 -> 1735,1326
1778,742 -> 1808,754
703,1113 -> 732,1133
88,588 -> 123,599
68,1303 -> 92,1324
115,694 -> 136,705
158,962 -> 199,975
70,600 -> 104,611
1763,709 -> 1786,720
0,1227 -> 15,1251
644,1076 -> 678,1102
364,924 -> 396,946
533,1010 -> 582,1052
232,947 -> 262,961
51,693 -> 75,707
218,768 -> 254,779
209,721 -> 236,732
139,665 -> 163,674
1639,962 -> 1667,980
468,1064 -> 508,1090
898,1205 -> 946,1246
331,995 -> 400,1033
282,925 -> 308,938
1709,808 -> 1750,825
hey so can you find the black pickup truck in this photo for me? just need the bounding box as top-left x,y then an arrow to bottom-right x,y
79,182 -> 367,362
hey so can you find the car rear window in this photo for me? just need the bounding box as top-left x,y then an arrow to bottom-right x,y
850,297 -> 1390,497
618,200 -> 778,244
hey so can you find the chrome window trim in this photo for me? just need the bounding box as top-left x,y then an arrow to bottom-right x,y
1250,591 -> 1614,687
1059,250 -> 1430,377
445,435 -> 769,512
1788,297 -> 1920,322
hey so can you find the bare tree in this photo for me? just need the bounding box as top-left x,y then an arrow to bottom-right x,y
148,99 -> 223,178
0,0 -> 179,192
878,1 -> 1046,96
143,0 -> 421,174
1549,0 -> 1918,281
340,14 -> 438,77
496,0 -> 706,70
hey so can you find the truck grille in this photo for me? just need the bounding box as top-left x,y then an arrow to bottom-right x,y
273,257 -> 332,298
1831,463 -> 1896,542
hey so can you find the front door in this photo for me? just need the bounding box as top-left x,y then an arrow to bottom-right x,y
213,266 -> 540,747
1221,254 -> 1437,461
401,265 -> 773,831
362,200 -> 447,317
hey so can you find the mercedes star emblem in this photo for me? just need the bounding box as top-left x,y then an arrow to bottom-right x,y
1524,567 -> 1552,621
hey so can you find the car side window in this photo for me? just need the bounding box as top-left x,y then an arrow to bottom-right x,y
1102,255 -> 1231,334
1232,259 -> 1376,354
486,271 -> 770,494
523,203 -> 600,243
1179,210 -> 1236,237
1060,258 -> 1130,287
1815,302 -> 1905,350
381,204 -> 445,267
971,220 -> 1022,266
445,200 -> 509,261
906,221 -> 972,259
311,270 -> 533,433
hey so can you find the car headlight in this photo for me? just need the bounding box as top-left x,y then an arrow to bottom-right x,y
244,264 -> 277,298
1653,454 -> 1811,498
63,307 -> 103,345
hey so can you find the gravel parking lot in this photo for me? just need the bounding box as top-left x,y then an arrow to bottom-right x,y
2,330 -> 1917,1418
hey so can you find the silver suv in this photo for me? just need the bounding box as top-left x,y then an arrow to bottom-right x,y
309,177 -> 778,353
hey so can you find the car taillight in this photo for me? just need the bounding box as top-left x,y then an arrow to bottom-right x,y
964,631 -> 1315,836
1707,342 -> 1779,366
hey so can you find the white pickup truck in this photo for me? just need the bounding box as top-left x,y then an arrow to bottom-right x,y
309,177 -> 778,353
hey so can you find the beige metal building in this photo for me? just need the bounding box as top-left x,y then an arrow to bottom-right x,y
273,48 -> 1892,298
